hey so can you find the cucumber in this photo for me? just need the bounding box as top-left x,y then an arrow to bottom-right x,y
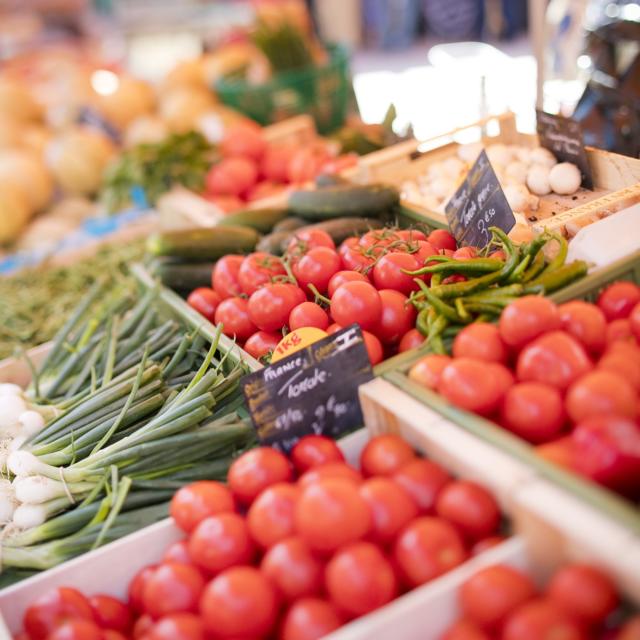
314,173 -> 350,188
288,184 -> 399,220
151,259 -> 216,292
217,208 -> 289,233
256,230 -> 293,254
272,216 -> 307,232
306,217 -> 383,244
147,226 -> 259,260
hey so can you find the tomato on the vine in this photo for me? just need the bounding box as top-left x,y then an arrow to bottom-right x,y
376,289 -> 416,344
292,247 -> 342,294
286,228 -> 335,254
212,255 -> 244,299
427,229 -> 457,251
238,252 -> 286,296
244,330 -> 281,359
289,302 -> 330,331
340,246 -> 375,274
372,252 -> 422,295
330,281 -> 382,331
247,482 -> 300,548
248,283 -> 306,332
186,288 -> 221,322
291,435 -> 345,473
327,270 -> 368,297
214,297 -> 257,340
170,480 -> 235,533
228,447 -> 293,505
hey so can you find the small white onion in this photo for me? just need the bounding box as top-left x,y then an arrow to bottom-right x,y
503,184 -> 531,212
13,476 -> 66,504
549,162 -> 581,195
19,410 -> 45,437
530,147 -> 558,168
0,394 -> 27,429
0,479 -> 17,522
12,503 -> 46,529
527,165 -> 552,196
0,384 -> 22,397
7,450 -> 43,477
505,161 -> 529,185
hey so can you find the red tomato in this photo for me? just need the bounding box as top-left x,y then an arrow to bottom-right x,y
45,620 -> 102,640
287,147 -> 326,183
502,598 -> 586,640
132,613 -> 153,638
260,537 -> 324,600
320,153 -> 358,174
499,296 -> 561,349
453,323 -> 508,363
89,595 -> 131,633
291,435 -> 345,473
246,180 -> 285,201
393,516 -> 467,587
228,447 -> 292,505
247,482 -> 299,549
617,615 -> 640,640
340,246 -> 376,274
500,382 -> 566,444
489,249 -> 507,261
162,540 -> 191,564
442,274 -> 467,285
516,331 -> 593,391
238,252 -> 286,296
631,302 -> 640,342
244,330 -> 281,359
359,229 -> 400,250
292,247 -> 342,294
248,283 -> 306,332
186,288 -> 220,322
452,246 -> 478,260
471,535 -> 508,555
128,566 -> 157,614
359,476 -> 419,543
566,370 -> 637,423
289,302 -> 330,331
435,480 -> 500,541
102,631 -> 127,640
170,481 -> 235,533
145,613 -> 205,640
597,281 -> 640,321
360,434 -> 416,477
294,478 -> 371,552
220,124 -> 266,161
396,229 -> 428,243
362,330 -> 384,365
393,458 -> 451,514
261,143 -> 297,183
298,462 -> 363,487
441,620 -> 491,640
376,290 -> 417,345
427,229 -> 457,251
606,318 -> 635,345
460,564 -> 537,629
142,562 -> 205,619
280,598 -> 343,640
372,252 -> 422,295
397,328 -> 423,352
204,194 -> 244,213
408,354 -> 451,389
536,437 -> 577,471
205,157 -> 258,197
286,229 -> 335,254
199,566 -> 278,638
214,297 -> 257,340
415,241 -> 440,272
24,587 -> 95,640
326,322 -> 343,334
327,270 -> 368,297
598,350 -> 640,391
559,300 -> 607,355
330,281 -> 382,332
212,255 -> 244,299
547,563 -> 619,625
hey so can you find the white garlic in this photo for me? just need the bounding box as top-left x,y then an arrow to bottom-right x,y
529,147 -> 558,168
503,184 -> 531,212
549,162 -> 581,195
526,165 -> 552,195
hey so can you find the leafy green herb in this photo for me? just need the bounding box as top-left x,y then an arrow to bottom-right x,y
251,19 -> 314,73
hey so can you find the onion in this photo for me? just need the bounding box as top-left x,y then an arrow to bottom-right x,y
0,79 -> 41,123
0,394 -> 26,429
0,148 -> 54,212
14,476 -> 76,504
18,410 -> 45,437
12,503 -> 46,529
0,479 -> 17,523
0,383 -> 22,397
0,180 -> 31,244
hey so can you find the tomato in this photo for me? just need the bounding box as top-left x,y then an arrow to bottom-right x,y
205,157 -> 258,197
427,229 -> 457,251
102,631 -> 127,640
500,382 -> 566,444
372,252 -> 422,295
362,330 -> 384,365
340,246 -> 376,274
288,302 -> 329,331
598,350 -> 640,391
438,359 -> 513,415
442,274 -> 467,285
415,240 -> 439,269
280,598 -> 343,640
146,613 -> 205,640
294,478 -> 371,552
298,462 -> 363,487
142,562 -> 205,619
247,482 -> 299,548
293,247 -> 342,294
606,318 -> 635,345
435,480 -> 500,541
399,328 -> 424,352
396,229 -> 428,243
132,613 -> 153,638
499,296 -> 561,349
597,281 -> 640,321
89,595 -> 131,633
566,370 -> 637,423
330,281 -> 382,331
502,598 -> 586,640
558,300 -> 607,355
45,620 -> 102,640
359,229 -> 400,250
360,434 -> 416,477
24,587 -> 95,640
618,615 -> 640,640
260,537 -> 324,600
392,458 -> 451,514
261,143 -> 297,183
471,535 -> 508,555
238,252 -> 286,296
536,437 -> 577,471
453,323 -> 508,363
204,194 -> 244,213
200,566 -> 278,638
186,288 -> 220,322
320,153 -> 358,174
228,447 -> 292,505
220,124 -> 266,161
359,477 -> 418,543
376,290 -> 416,345
170,481 -> 235,533
393,516 -> 467,587
327,323 -> 343,334
286,228 -> 336,254
162,540 -> 192,564
214,297 -> 257,340
248,283 -> 306,332
244,330 -> 281,359
441,620 -> 491,640
287,148 -> 325,183
327,270 -> 368,297
452,246 -> 478,260
631,302 -> 640,342
291,435 -> 345,473
460,564 -> 536,629
246,180 -> 285,201
212,255 -> 244,299
128,565 -> 158,614
516,331 -> 593,391
408,354 -> 451,389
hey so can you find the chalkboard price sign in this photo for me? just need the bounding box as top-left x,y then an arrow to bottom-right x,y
241,325 -> 373,452
536,110 -> 593,189
445,150 -> 515,249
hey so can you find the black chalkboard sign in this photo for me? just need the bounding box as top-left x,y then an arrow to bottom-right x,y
445,150 -> 515,249
77,106 -> 121,144
241,325 -> 373,452
536,110 -> 593,189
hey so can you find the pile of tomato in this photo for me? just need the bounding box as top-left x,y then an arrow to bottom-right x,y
409,280 -> 640,497
18,434 -> 506,640
202,123 -> 357,213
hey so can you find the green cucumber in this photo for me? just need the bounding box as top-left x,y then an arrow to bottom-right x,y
151,259 -> 215,292
306,217 -> 383,244
272,216 -> 307,232
256,230 -> 293,254
217,208 -> 289,233
314,174 -> 350,188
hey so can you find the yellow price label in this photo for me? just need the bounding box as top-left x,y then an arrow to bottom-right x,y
271,327 -> 328,362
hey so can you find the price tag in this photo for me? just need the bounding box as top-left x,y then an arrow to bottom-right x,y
77,106 -> 121,144
241,325 -> 373,452
536,110 -> 593,189
445,150 -> 515,249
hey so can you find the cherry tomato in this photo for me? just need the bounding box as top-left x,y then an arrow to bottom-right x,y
261,143 -> 297,183
499,296 -> 561,349
598,349 -> 640,391
453,322 -> 508,363
247,482 -> 299,548
248,283 -> 306,332
408,354 -> 452,389
286,228 -> 336,254
280,599 -> 343,640
24,587 -> 95,640
360,434 -> 416,477
220,124 -> 266,161
372,252 -> 422,295
204,194 -> 244,213
289,302 -> 330,331
362,330 -> 384,365
228,447 -> 292,505
293,247 -> 342,294
502,598 -> 586,640
162,540 -> 192,564
441,620 -> 491,640
295,478 -> 371,552
597,281 -> 640,321
200,566 -> 278,638
145,613 -> 205,640
205,157 -> 258,197
471,535 -> 508,555
516,331 -> 593,391
606,318 -> 635,345
260,537 -> 324,600
298,462 -> 363,487
566,370 -> 637,423
128,565 -> 158,614
214,297 -> 257,340
142,562 -> 205,619
327,270 -> 368,297
376,290 -> 417,345
500,382 -> 566,444
359,476 -> 419,543
558,300 -> 607,355
427,229 -> 457,251
330,281 -> 382,332
617,615 -> 640,640
399,328 -> 425,352
291,435 -> 345,473
435,480 -> 500,541
238,252 -> 286,296
393,458 -> 451,514
393,516 -> 467,587
244,330 -> 281,359
170,481 -> 235,533
212,255 -> 244,299
186,288 -> 220,323
132,613 -> 153,638
45,620 -> 102,640
89,595 -> 131,633
460,564 -> 536,629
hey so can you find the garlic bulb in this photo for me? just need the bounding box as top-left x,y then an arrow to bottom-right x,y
549,162 -> 581,195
